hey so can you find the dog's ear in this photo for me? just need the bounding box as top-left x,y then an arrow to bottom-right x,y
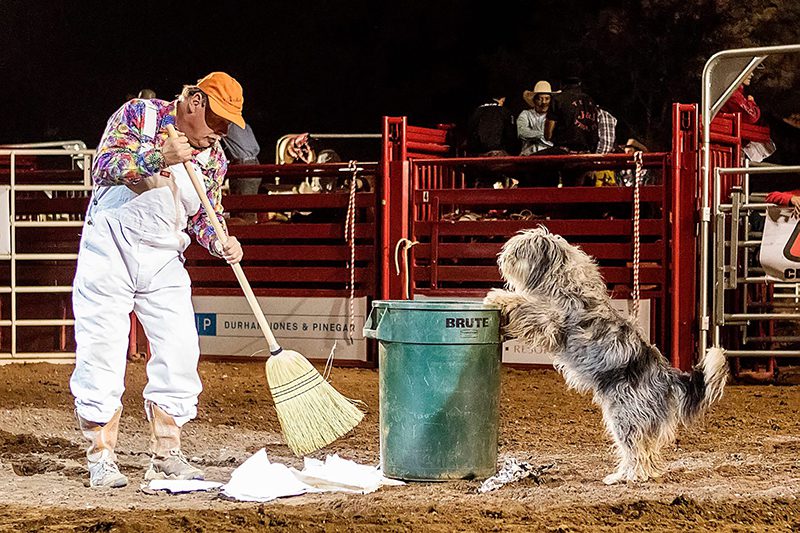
561,243 -> 606,298
529,237 -> 567,288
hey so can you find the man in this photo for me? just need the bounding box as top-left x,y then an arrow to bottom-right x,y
223,121 -> 262,223
518,80 -> 556,155
465,93 -> 519,157
596,107 -> 618,155
544,76 -> 599,154
70,72 -> 245,488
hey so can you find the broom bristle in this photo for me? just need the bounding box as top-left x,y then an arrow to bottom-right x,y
265,349 -> 365,456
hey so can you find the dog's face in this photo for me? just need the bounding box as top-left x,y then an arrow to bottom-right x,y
498,227 -> 604,296
498,227 -> 568,292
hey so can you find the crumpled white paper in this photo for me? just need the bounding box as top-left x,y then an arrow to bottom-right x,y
221,449 -> 404,502
221,449 -> 318,502
292,454 -> 405,494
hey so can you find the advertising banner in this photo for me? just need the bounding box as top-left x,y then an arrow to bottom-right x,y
760,207 -> 800,281
192,295 -> 367,361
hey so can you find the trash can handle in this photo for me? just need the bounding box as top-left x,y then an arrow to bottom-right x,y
362,306 -> 385,339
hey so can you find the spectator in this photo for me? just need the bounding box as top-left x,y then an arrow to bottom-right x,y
316,149 -> 344,192
465,92 -> 519,157
766,189 -> 800,215
544,75 -> 599,154
596,107 -> 618,154
721,68 -> 776,163
137,88 -> 157,99
518,81 -> 556,155
278,133 -> 315,164
720,71 -> 760,125
617,138 -> 652,187
222,122 -> 262,223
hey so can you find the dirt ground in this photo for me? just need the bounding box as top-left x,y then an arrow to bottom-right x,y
0,360 -> 798,532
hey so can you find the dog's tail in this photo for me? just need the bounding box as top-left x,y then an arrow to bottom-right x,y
670,347 -> 728,424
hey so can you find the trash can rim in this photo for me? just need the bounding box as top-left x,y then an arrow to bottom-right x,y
370,299 -> 500,311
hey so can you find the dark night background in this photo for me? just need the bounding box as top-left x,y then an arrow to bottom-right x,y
1,1 -> 799,157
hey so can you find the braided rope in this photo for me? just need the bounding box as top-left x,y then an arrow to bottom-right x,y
344,161 -> 358,345
632,151 -> 644,323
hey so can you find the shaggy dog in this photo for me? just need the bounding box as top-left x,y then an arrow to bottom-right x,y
484,227 -> 727,484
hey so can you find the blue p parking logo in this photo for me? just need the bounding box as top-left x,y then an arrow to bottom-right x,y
195,313 -> 217,336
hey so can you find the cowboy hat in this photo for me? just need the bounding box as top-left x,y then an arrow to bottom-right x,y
523,80 -> 559,108
623,138 -> 649,152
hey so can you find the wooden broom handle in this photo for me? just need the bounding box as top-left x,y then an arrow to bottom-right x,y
166,124 -> 282,354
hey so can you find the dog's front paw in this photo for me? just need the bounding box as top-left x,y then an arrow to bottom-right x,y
483,288 -> 516,311
602,472 -> 626,485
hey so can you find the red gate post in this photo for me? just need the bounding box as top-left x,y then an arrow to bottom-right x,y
381,117 -> 411,300
671,104 -> 700,371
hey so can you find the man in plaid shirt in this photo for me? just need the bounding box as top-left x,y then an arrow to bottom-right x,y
596,107 -> 618,154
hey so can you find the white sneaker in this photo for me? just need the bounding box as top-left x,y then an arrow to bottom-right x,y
145,449 -> 204,481
87,450 -> 128,489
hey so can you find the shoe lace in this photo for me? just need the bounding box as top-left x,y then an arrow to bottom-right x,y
95,457 -> 122,478
168,449 -> 195,467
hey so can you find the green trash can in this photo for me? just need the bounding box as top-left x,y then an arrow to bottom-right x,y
363,299 -> 501,481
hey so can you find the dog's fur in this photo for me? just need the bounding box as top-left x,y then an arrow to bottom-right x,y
484,227 -> 727,484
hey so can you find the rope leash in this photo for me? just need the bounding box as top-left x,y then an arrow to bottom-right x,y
632,151 -> 644,324
324,161 -> 360,381
344,161 -> 359,345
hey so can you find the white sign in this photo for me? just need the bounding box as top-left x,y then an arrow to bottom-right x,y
760,207 -> 800,281
0,187 -> 9,255
192,295 -> 367,362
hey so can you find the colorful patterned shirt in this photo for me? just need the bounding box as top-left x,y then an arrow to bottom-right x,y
92,98 -> 229,254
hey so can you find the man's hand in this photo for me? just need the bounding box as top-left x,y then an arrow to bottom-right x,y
287,133 -> 313,163
214,236 -> 244,264
126,170 -> 176,195
790,195 -> 800,216
161,131 -> 193,166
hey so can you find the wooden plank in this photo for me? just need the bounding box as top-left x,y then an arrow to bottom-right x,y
413,265 -> 665,284
406,141 -> 450,154
225,162 -> 379,178
230,223 -> 376,240
186,266 -> 372,284
407,125 -> 447,142
414,242 -> 665,261
192,287 -> 373,298
223,193 -> 376,210
414,287 -> 665,298
407,152 -> 444,159
414,220 -> 664,237
183,244 -> 375,261
414,186 -> 665,205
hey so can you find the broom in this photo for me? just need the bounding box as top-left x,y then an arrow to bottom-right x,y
166,125 -> 364,456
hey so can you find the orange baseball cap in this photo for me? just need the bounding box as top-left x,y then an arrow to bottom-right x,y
197,72 -> 245,129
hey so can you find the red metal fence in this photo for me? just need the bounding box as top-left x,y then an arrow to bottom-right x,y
2,107 -> 777,369
380,134 -> 672,356
670,103 -> 773,370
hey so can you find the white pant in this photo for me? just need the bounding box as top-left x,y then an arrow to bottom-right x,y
71,187 -> 201,426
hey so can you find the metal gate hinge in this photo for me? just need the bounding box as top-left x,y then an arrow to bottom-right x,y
701,207 -> 711,222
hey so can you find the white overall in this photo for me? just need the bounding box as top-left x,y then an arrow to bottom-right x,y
71,104 -> 209,426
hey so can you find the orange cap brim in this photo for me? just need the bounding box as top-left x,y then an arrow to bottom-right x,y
207,95 -> 245,129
